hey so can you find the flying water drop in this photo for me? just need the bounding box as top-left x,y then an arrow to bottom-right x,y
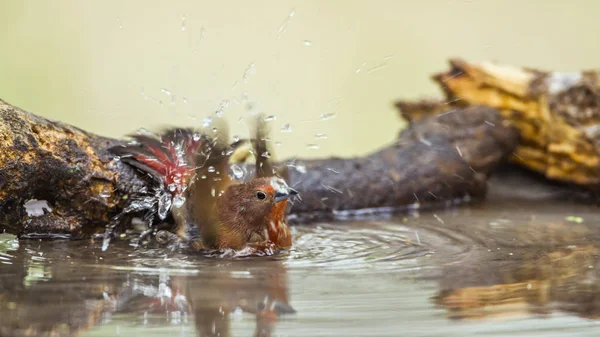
320,112 -> 336,120
264,115 -> 276,122
281,123 -> 292,132
231,164 -> 245,179
180,14 -> 186,31
215,99 -> 230,117
303,40 -> 312,46
208,166 -> 216,173
243,63 -> 256,81
307,144 -> 320,150
315,133 -> 328,139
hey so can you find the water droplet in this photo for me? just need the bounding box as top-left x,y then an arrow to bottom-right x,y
212,127 -> 218,133
231,164 -> 245,179
243,63 -> 256,80
180,14 -> 186,32
192,133 -> 201,141
208,166 -> 216,173
277,8 -> 296,39
264,115 -> 276,122
183,97 -> 188,104
202,117 -> 212,127
355,62 -> 367,73
168,183 -> 177,192
215,99 -> 230,117
303,40 -> 312,46
261,151 -> 271,158
172,195 -> 185,208
161,88 -> 172,96
320,112 -> 336,120
315,133 -> 328,139
233,135 -> 240,142
281,123 -> 292,132
307,144 -> 320,150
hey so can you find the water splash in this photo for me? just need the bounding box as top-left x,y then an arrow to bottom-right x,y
172,195 -> 185,208
157,193 -> 172,220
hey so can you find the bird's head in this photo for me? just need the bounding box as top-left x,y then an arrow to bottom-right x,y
219,177 -> 297,234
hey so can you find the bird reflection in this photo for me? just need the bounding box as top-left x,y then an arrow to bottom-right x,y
0,239 -> 295,337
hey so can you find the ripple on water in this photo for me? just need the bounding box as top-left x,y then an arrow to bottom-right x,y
286,221 -> 434,272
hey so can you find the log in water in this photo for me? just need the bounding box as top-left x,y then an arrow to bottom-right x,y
0,99 -> 517,237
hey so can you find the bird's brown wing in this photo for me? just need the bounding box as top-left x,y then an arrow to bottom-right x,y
251,115 -> 289,180
109,121 -> 241,244
186,118 -> 239,247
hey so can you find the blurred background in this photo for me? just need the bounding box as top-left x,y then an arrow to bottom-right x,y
1,0 -> 598,160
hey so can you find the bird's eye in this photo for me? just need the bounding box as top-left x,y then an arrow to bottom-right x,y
256,191 -> 267,200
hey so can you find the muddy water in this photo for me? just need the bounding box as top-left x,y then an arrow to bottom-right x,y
1,198 -> 600,337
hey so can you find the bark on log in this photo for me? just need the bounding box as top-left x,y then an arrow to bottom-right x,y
405,59 -> 600,189
0,98 -> 517,237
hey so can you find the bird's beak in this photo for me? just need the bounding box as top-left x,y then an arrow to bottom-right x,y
274,187 -> 298,203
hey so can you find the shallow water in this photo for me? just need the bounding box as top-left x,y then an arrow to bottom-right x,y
2,198 -> 600,337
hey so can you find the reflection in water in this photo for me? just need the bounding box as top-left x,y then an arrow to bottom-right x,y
0,239 -> 294,337
431,218 -> 600,320
1,197 -> 600,336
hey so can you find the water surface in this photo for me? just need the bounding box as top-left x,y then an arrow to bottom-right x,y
2,198 -> 600,337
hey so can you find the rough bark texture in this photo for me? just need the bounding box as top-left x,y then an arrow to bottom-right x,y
287,105 -> 518,222
0,99 -> 148,237
0,98 -> 518,236
405,58 -> 600,189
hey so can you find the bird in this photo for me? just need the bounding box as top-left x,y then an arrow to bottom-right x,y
108,116 -> 297,254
